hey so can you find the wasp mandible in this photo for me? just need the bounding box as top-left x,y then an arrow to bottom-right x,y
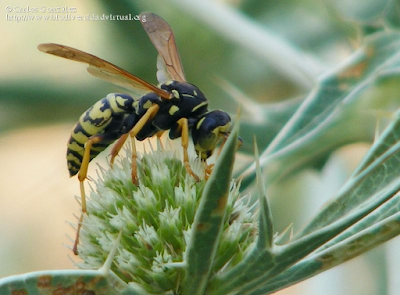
38,12 -> 237,254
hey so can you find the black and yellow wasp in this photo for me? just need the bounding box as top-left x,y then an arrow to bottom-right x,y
38,12 -> 235,253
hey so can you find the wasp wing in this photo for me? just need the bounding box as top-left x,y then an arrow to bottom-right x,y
140,12 -> 186,84
156,54 -> 174,84
37,43 -> 172,99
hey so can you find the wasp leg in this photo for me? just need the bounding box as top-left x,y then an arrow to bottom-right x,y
204,136 -> 227,180
110,133 -> 129,168
177,118 -> 200,182
204,161 -> 215,180
217,134 -> 229,157
130,136 -> 138,185
128,104 -> 160,184
73,214 -> 84,255
78,134 -> 105,208
74,134 -> 105,255
156,131 -> 165,151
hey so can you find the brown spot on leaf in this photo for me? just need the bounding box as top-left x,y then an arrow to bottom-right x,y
214,194 -> 228,215
37,275 -> 52,288
76,281 -> 86,291
365,46 -> 375,58
338,82 -> 349,91
338,60 -> 368,80
196,222 -> 210,232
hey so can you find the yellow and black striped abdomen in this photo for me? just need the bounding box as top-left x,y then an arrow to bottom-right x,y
67,93 -> 136,176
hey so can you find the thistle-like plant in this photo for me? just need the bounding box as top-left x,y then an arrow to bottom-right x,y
1,1 -> 400,294
1,99 -> 400,294
76,125 -> 258,294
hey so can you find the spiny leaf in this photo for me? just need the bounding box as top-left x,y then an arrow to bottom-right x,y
209,106 -> 400,294
231,184 -> 400,295
300,109 -> 400,235
385,0 -> 400,29
216,77 -> 304,156
326,0 -> 389,24
182,123 -> 240,295
0,232 -> 141,295
208,170 -> 398,295
242,31 -> 400,185
254,137 -> 274,250
314,184 -> 400,253
250,211 -> 400,295
0,269 -> 141,295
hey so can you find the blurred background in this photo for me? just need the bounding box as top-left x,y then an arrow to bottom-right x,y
1,0 -> 399,294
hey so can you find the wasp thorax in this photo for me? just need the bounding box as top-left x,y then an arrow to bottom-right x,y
161,80 -> 206,100
160,81 -> 209,116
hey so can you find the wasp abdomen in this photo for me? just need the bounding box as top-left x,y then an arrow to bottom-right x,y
67,93 -> 137,176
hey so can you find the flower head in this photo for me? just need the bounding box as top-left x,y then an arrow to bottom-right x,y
77,146 -> 257,294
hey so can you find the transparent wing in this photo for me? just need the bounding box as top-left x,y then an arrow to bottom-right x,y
156,54 -> 174,84
140,12 -> 186,83
37,43 -> 172,99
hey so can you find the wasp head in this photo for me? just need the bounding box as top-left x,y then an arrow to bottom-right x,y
192,110 -> 233,160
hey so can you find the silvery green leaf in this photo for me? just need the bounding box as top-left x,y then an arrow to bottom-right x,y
300,109 -> 400,235
183,123 -> 240,295
242,31 -> 400,185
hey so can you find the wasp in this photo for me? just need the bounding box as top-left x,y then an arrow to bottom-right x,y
38,12 -> 237,254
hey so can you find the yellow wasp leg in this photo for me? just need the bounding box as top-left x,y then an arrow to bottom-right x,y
128,104 -> 160,184
73,214 -> 84,255
177,118 -> 200,182
110,133 -> 129,167
108,104 -> 160,184
206,134 -> 241,180
74,134 -> 104,255
130,137 -> 138,185
156,131 -> 165,151
204,161 -> 215,180
217,134 -> 229,157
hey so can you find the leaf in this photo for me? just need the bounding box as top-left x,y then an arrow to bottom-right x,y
384,0 -> 400,29
300,109 -> 400,235
326,0 -> 400,30
182,123 -> 240,295
223,81 -> 400,294
207,172 -> 399,295
254,137 -> 274,249
227,184 -> 400,294
164,0 -> 324,88
0,269 -> 139,295
312,183 -> 400,253
326,0 -> 389,23
0,232 -> 142,295
250,212 -> 400,295
241,31 -> 400,186
216,78 -> 304,156
208,31 -> 400,295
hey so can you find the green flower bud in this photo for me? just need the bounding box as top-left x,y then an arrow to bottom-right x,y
77,149 -> 257,294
